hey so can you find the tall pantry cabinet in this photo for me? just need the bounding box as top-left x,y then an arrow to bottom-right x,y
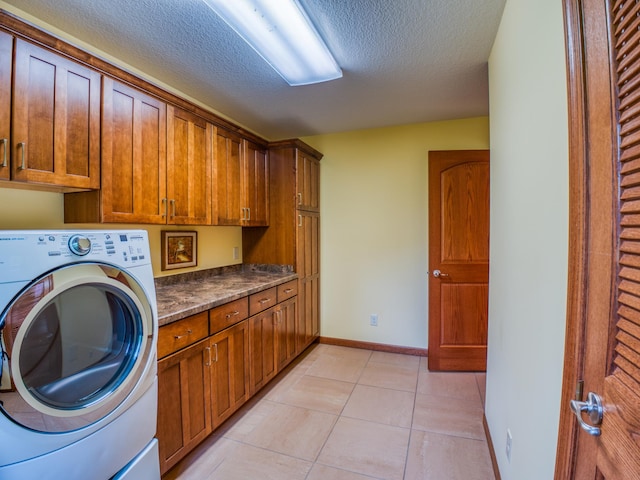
242,139 -> 322,352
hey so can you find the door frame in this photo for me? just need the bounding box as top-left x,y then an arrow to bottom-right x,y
555,0 -> 616,476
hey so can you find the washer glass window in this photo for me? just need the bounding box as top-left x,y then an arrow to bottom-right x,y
0,264 -> 154,432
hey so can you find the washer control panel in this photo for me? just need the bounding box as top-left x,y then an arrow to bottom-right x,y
0,230 -> 151,280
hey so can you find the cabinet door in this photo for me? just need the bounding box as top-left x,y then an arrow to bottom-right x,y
0,31 -> 11,181
296,151 -> 320,212
243,141 -> 269,226
101,78 -> 167,223
296,211 -> 320,352
157,338 -> 212,475
249,308 -> 277,395
167,106 -> 212,225
12,39 -> 100,189
275,297 -> 297,371
210,320 -> 249,428
213,128 -> 243,225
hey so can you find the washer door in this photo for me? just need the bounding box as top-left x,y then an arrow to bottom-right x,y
0,263 -> 154,433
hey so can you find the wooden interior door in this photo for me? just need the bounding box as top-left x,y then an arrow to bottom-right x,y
428,150 -> 489,371
557,0 -> 640,477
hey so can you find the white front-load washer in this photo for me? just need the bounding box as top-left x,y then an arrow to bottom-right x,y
0,230 -> 160,480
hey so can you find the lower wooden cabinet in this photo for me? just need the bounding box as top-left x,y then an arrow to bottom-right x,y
157,338 -> 212,475
249,308 -> 277,395
210,320 -> 250,428
157,287 -> 300,475
276,297 -> 297,371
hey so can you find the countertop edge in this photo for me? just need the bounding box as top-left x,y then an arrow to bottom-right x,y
156,272 -> 298,327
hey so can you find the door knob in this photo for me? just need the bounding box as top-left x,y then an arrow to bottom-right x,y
570,391 -> 603,436
433,269 -> 449,278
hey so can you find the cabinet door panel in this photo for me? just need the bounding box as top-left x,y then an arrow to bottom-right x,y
0,31 -> 10,181
213,129 -> 242,225
210,320 -> 249,428
167,106 -> 212,225
297,211 -> 320,350
157,338 -> 211,475
102,78 -> 167,223
244,141 -> 269,226
12,39 -> 100,189
296,152 -> 320,212
276,298 -> 297,371
249,309 -> 276,395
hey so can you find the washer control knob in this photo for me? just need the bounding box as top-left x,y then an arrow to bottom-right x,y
69,235 -> 91,256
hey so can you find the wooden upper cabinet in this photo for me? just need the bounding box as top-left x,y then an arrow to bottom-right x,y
0,31 -> 11,182
243,141 -> 269,226
296,150 -> 320,212
12,39 -> 100,189
213,128 -> 243,225
213,129 -> 269,226
167,106 -> 213,225
101,78 -> 167,223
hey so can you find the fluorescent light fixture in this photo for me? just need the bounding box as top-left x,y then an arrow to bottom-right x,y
203,0 -> 342,86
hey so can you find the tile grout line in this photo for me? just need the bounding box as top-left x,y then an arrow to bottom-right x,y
303,348 -> 371,479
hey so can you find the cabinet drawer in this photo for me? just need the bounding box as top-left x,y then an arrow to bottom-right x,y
209,297 -> 249,334
277,280 -> 298,302
249,287 -> 277,315
158,312 -> 209,359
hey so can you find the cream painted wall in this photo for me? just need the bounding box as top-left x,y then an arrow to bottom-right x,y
0,187 -> 242,277
486,0 -> 568,478
302,117 -> 489,349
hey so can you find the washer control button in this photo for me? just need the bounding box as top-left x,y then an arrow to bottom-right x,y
68,235 -> 92,256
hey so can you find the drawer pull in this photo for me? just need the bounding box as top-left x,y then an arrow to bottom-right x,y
283,288 -> 293,294
18,142 -> 26,169
259,298 -> 271,305
0,138 -> 7,167
225,310 -> 240,319
174,329 -> 192,340
205,346 -> 211,367
213,343 -> 219,363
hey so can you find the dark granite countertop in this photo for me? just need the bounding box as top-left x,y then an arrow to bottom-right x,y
155,264 -> 297,326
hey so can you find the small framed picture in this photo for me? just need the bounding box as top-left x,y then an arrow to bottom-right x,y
161,231 -> 197,270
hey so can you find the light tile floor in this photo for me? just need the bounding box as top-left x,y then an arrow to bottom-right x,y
164,343 -> 494,480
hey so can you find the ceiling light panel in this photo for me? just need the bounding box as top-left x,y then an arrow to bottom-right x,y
203,0 -> 342,86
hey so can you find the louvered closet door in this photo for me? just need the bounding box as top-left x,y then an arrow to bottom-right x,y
584,0 -> 640,476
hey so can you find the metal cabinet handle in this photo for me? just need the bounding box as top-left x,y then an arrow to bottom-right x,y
259,298 -> 271,305
0,138 -> 7,167
570,392 -> 603,436
297,192 -> 302,205
162,198 -> 167,218
247,207 -> 251,221
284,288 -> 293,294
18,142 -> 26,169
205,346 -> 211,367
298,214 -> 303,227
213,343 -> 218,363
169,199 -> 176,218
174,329 -> 192,340
433,269 -> 449,278
225,311 -> 240,319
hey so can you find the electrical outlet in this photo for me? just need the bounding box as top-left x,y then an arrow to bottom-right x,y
370,314 -> 378,326
505,429 -> 512,463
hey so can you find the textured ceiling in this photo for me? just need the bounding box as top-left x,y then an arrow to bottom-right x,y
0,0 -> 506,140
